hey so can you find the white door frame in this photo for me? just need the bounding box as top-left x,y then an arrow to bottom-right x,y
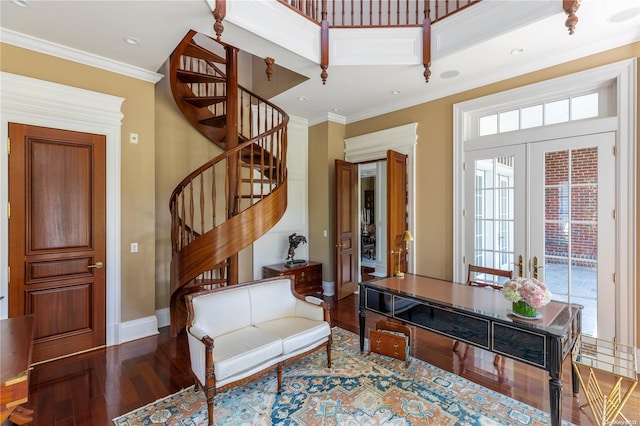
345,123 -> 417,274
0,72 -> 123,346
453,59 -> 637,346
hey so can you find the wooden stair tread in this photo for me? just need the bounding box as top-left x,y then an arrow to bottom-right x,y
177,70 -> 225,84
183,96 -> 226,108
199,115 -> 226,128
184,42 -> 226,63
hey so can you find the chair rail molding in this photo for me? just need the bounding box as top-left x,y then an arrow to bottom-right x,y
0,72 -> 125,346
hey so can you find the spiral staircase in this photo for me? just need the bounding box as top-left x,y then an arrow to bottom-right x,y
168,30 -> 289,336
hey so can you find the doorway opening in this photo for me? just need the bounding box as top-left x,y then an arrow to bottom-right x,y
359,162 -> 383,282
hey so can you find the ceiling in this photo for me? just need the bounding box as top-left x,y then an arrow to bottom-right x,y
1,0 -> 639,124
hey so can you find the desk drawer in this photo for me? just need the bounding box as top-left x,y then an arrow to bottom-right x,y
393,296 -> 490,350
493,323 -> 546,368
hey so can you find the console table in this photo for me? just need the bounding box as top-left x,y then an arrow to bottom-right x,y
262,261 -> 323,296
359,274 -> 582,426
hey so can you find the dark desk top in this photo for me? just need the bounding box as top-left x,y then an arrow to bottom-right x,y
361,274 -> 581,337
1,315 -> 34,384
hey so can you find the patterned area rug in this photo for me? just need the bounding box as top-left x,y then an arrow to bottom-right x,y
113,327 -> 572,425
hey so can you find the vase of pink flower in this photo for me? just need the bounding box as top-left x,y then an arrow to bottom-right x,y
502,277 -> 552,317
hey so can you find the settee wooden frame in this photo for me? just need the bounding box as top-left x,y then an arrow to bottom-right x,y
185,277 -> 332,425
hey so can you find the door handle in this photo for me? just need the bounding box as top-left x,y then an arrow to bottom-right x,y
513,255 -> 523,277
88,261 -> 104,269
533,256 -> 544,279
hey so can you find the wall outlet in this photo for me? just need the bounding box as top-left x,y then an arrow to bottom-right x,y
130,133 -> 138,144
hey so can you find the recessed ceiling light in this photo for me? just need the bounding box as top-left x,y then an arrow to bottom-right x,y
123,36 -> 140,45
440,70 -> 460,79
608,7 -> 640,23
332,108 -> 341,112
297,96 -> 307,101
511,48 -> 525,55
11,0 -> 30,7
391,90 -> 400,95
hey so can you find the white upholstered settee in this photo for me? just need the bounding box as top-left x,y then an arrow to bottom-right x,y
185,276 -> 332,425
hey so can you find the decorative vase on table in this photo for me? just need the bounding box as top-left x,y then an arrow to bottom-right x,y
512,300 -> 538,317
502,277 -> 552,319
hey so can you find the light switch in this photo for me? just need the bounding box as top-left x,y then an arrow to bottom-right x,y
131,242 -> 138,253
130,133 -> 138,144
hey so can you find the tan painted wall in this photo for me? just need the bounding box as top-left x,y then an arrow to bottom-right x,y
1,43 -> 157,322
308,123 -> 331,280
308,121 -> 346,282
342,42 -> 640,341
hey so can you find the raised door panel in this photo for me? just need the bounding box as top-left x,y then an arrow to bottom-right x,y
387,151 -> 408,275
8,123 -> 106,363
334,160 -> 358,300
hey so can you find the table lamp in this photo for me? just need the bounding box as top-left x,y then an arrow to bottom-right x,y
392,230 -> 414,278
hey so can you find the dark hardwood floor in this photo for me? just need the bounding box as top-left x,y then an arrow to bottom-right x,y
15,293 -> 640,425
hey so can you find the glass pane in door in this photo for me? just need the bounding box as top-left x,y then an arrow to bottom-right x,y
472,156 -> 515,283
542,146 -> 601,337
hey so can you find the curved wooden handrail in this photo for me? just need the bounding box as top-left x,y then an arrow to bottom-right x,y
168,30 -> 289,335
169,92 -> 289,206
170,181 -> 288,293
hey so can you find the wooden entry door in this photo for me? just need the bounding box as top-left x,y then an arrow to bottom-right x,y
386,151 -> 408,276
334,159 -> 358,300
8,123 -> 106,363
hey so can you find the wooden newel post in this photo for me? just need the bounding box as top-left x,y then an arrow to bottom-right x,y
423,18 -> 432,83
563,0 -> 580,35
213,0 -> 226,41
320,0 -> 329,84
225,45 -> 239,285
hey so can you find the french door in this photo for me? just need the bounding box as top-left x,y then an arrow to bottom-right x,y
465,132 -> 616,339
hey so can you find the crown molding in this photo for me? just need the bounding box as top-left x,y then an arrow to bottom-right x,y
344,122 -> 417,163
1,28 -> 163,84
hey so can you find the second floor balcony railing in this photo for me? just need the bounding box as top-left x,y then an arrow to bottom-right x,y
278,0 -> 479,27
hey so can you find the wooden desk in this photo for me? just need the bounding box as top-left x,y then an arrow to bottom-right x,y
1,315 -> 35,424
359,274 -> 582,426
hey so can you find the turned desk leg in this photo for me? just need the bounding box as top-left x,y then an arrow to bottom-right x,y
359,286 -> 366,352
549,337 -> 563,426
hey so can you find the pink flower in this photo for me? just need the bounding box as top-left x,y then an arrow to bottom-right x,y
501,277 -> 552,308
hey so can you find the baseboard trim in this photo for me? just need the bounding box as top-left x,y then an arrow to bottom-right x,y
322,280 -> 335,296
156,307 -> 170,329
119,315 -> 159,344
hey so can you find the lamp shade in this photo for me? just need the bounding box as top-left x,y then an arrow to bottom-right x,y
402,230 -> 414,243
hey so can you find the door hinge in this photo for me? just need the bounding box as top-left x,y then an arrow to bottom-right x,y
613,209 -> 617,220
7,266 -> 9,284
462,256 -> 466,264
6,201 -> 9,220
613,272 -> 617,284
462,209 -> 466,217
613,145 -> 617,156
7,137 -> 9,155
463,162 -> 466,171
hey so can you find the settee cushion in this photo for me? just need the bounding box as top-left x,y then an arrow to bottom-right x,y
213,326 -> 282,381
191,287 -> 251,338
248,279 -> 297,324
254,318 -> 330,355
